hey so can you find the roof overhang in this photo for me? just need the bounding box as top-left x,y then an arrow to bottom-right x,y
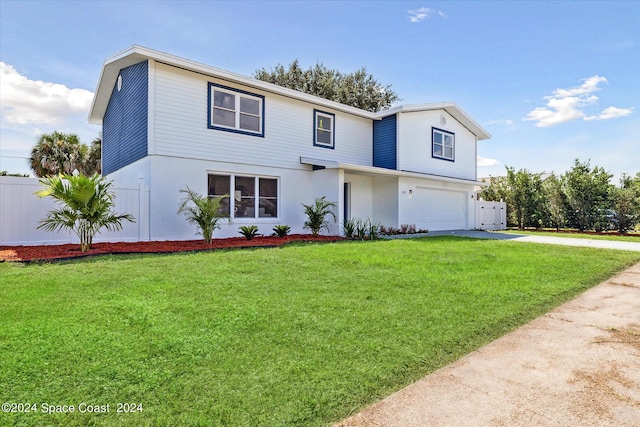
89,46 -> 492,143
88,45 -> 378,125
300,157 -> 488,188
374,103 -> 491,140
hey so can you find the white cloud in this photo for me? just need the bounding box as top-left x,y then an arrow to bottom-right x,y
477,155 -> 499,167
584,106 -> 633,121
408,7 -> 447,23
524,75 -> 633,127
0,62 -> 94,125
551,75 -> 607,98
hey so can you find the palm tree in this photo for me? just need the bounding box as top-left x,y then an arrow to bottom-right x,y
29,132 -> 101,177
35,173 -> 135,252
178,187 -> 230,244
301,196 -> 337,237
30,132 -> 87,177
83,137 -> 102,175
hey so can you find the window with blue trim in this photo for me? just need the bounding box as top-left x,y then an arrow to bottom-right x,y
432,128 -> 454,161
208,83 -> 264,137
208,174 -> 278,219
313,110 -> 335,149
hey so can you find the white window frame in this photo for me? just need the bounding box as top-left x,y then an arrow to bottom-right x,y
313,109 -> 335,149
432,127 -> 455,162
208,83 -> 265,137
207,174 -> 279,220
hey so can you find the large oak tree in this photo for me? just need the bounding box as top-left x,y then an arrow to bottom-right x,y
253,60 -> 400,112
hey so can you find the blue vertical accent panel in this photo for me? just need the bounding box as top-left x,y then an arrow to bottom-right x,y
102,61 -> 148,175
373,114 -> 397,170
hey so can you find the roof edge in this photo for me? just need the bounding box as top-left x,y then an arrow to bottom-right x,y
89,45 -> 379,124
300,157 -> 488,187
374,102 -> 491,140
88,46 -> 491,142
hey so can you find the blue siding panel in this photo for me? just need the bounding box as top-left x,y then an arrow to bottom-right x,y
102,61 -> 148,175
373,114 -> 397,170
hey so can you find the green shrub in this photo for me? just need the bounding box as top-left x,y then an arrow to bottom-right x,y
178,187 -> 229,244
343,218 -> 357,239
345,217 -> 381,240
302,196 -> 337,237
35,173 -> 135,252
239,225 -> 260,240
272,224 -> 291,237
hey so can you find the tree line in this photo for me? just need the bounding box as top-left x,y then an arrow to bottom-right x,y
480,159 -> 640,233
29,131 -> 101,177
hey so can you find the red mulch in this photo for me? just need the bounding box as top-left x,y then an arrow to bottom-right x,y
0,235 -> 341,262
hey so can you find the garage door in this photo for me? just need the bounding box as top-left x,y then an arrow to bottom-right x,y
414,188 -> 467,231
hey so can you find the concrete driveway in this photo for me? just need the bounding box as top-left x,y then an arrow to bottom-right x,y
427,230 -> 640,252
336,245 -> 640,426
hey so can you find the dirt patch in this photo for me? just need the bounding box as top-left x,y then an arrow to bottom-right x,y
0,234 -> 341,262
568,364 -> 640,423
594,327 -> 640,351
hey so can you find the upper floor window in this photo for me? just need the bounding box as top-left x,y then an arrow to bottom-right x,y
432,128 -> 454,161
208,83 -> 265,137
313,109 -> 335,149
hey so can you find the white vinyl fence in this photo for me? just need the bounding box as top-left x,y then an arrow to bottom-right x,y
476,199 -> 507,231
0,176 -> 149,246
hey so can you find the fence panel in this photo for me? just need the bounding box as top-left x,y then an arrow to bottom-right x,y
0,177 -> 145,246
476,200 -> 507,231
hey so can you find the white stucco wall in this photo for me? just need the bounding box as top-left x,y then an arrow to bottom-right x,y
372,176 -> 399,227
104,155 -> 349,240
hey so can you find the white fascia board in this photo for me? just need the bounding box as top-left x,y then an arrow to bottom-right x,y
299,157 -> 488,187
89,45 -> 377,124
89,45 -> 491,143
88,46 -> 152,124
375,102 -> 491,141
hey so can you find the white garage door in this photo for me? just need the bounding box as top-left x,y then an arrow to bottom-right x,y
414,188 -> 467,231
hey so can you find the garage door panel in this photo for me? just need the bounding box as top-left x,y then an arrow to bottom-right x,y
415,188 -> 466,231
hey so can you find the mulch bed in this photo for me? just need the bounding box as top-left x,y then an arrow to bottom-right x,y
0,235 -> 341,262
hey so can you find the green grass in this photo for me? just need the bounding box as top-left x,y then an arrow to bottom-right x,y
1,237 -> 638,426
498,229 -> 640,242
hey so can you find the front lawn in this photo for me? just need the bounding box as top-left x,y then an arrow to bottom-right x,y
499,229 -> 640,242
1,237 -> 638,426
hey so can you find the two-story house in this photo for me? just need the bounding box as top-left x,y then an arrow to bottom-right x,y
88,46 -> 490,240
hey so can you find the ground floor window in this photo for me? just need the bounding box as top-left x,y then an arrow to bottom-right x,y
207,174 -> 278,219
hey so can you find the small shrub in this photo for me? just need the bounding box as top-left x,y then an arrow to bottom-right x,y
178,187 -> 229,244
368,220 -> 381,240
343,218 -> 357,239
302,196 -> 337,237
355,218 -> 368,240
380,224 -> 428,236
273,224 -> 291,238
239,225 -> 260,240
36,173 -> 136,252
346,217 -> 381,240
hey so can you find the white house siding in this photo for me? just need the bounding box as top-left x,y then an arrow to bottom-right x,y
398,177 -> 476,231
152,62 -> 373,171
397,110 -> 477,181
372,176 -> 399,227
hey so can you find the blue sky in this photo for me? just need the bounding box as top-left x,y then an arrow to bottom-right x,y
1,1 -> 638,181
